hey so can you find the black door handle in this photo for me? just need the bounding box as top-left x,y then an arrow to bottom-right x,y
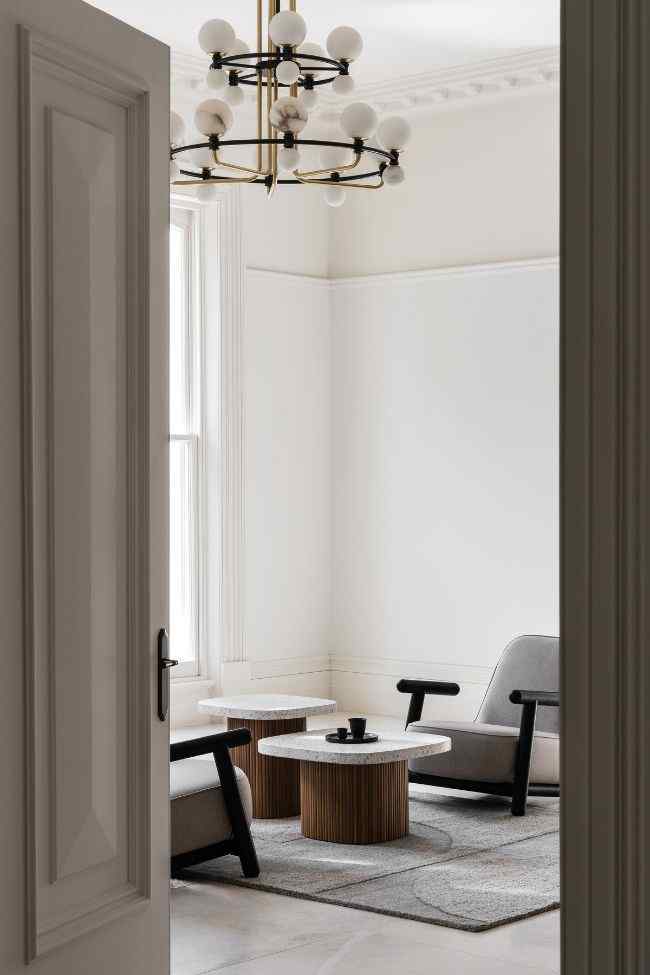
158,628 -> 178,721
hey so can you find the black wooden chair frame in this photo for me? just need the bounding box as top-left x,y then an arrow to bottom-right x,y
397,679 -> 560,816
170,729 -> 260,878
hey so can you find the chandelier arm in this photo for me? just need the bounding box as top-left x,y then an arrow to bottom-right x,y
293,170 -> 385,189
173,174 -> 262,185
293,152 -> 362,180
211,149 -> 269,177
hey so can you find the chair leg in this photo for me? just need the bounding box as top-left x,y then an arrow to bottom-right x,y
511,701 -> 538,816
212,747 -> 260,878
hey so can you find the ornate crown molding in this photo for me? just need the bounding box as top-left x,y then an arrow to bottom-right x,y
171,46 -> 559,118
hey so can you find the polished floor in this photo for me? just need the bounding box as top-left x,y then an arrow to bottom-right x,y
171,715 -> 560,975
171,880 -> 560,974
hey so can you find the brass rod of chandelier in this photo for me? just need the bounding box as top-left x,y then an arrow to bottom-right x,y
257,0 -> 263,171
294,153 -> 362,180
211,149 -> 268,177
293,172 -> 385,190
266,0 -> 274,184
289,0 -> 298,98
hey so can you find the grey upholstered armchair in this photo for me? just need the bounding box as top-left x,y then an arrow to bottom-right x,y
398,634 -> 560,816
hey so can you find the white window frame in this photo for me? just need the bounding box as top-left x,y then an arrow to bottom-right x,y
169,201 -> 206,679
169,185 -> 245,696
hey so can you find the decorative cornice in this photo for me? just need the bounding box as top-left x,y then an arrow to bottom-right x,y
246,256 -> 559,290
171,46 -> 559,118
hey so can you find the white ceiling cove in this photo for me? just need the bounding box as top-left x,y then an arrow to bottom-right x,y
86,0 -> 559,84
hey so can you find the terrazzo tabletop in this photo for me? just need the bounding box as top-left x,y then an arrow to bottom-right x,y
198,693 -> 337,720
257,727 -> 452,765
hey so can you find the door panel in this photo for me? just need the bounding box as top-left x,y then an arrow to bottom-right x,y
0,2 -> 169,969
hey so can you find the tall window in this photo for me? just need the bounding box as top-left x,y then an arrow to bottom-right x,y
169,206 -> 203,677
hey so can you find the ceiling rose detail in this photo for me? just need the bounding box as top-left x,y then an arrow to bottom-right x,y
170,2 -> 411,204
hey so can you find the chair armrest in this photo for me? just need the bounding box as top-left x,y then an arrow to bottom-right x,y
397,679 -> 460,728
509,689 -> 560,708
396,679 -> 460,696
170,728 -> 251,763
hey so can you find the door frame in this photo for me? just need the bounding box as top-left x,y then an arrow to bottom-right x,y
561,0 -> 650,971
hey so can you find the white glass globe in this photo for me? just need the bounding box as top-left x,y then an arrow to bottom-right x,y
269,96 -> 308,134
383,164 -> 405,186
228,38 -> 250,68
206,67 -> 227,90
325,184 -> 346,207
269,10 -> 307,47
377,116 -> 411,151
170,111 -> 186,147
327,26 -> 363,62
298,42 -> 325,75
340,101 -> 378,140
198,19 -> 236,55
298,89 -> 318,110
332,74 -> 355,96
276,60 -> 300,85
224,85 -> 245,107
278,146 -> 301,172
320,146 -> 352,171
197,182 -> 218,201
169,159 -> 180,183
194,99 -> 234,136
187,145 -> 215,170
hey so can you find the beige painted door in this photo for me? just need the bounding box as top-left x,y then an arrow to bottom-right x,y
0,1 -> 170,972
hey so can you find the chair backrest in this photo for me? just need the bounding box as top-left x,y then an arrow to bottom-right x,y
477,634 -> 560,733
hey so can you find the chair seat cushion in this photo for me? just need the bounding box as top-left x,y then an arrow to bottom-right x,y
407,720 -> 559,786
170,758 -> 253,857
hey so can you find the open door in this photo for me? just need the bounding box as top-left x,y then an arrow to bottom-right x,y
0,1 -> 170,971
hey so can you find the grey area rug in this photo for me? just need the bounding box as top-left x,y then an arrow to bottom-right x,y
181,790 -> 560,932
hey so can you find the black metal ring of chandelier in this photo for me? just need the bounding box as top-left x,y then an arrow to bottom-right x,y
171,134 -> 399,188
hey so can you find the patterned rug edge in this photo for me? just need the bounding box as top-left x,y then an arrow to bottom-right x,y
180,871 -> 560,933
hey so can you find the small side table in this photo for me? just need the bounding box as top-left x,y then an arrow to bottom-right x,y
198,694 -> 336,818
258,728 -> 451,843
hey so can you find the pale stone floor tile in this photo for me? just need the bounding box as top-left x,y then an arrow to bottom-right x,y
172,882 -> 560,975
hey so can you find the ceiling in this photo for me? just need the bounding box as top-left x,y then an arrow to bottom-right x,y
86,0 -> 559,84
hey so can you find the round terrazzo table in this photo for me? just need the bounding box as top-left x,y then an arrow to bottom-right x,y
198,694 -> 336,818
258,728 -> 452,844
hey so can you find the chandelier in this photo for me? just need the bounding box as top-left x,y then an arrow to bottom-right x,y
169,2 -> 411,206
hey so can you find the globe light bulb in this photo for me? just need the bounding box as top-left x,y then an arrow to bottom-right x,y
340,101 -> 378,140
188,145 -> 215,170
224,85 -> 245,107
326,26 -> 363,62
169,159 -> 180,183
269,96 -> 308,134
383,164 -> 405,186
170,111 -> 186,147
377,116 -> 412,151
198,19 -> 236,56
325,184 -> 346,207
229,38 -> 250,62
298,89 -> 318,111
276,60 -> 301,86
206,67 -> 227,90
278,146 -> 301,172
194,99 -> 233,136
298,42 -> 326,75
269,10 -> 307,47
332,74 -> 355,96
320,146 -> 352,171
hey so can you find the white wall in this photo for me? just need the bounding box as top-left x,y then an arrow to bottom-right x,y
328,88 -> 559,277
241,269 -> 331,698
172,88 -> 559,723
330,260 -> 559,719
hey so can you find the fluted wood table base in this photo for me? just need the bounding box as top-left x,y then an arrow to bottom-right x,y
227,716 -> 306,818
300,759 -> 409,844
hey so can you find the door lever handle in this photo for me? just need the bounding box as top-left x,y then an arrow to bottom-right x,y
157,628 -> 177,721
